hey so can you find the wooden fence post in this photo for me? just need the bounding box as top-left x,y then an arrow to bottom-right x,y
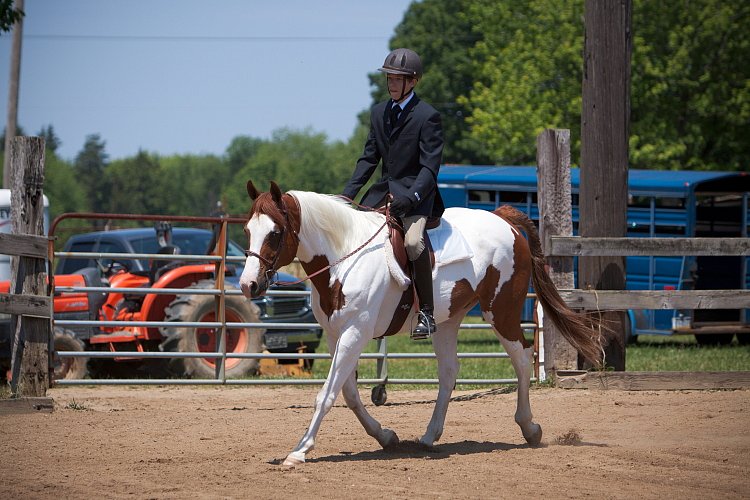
9,136 -> 49,397
580,0 -> 632,370
537,129 -> 578,374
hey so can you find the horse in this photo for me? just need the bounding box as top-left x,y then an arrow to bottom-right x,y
239,181 -> 602,466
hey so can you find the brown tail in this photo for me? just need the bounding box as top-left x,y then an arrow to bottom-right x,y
494,205 -> 603,367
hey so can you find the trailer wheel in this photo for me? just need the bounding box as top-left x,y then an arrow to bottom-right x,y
694,333 -> 734,346
165,280 -> 264,378
52,329 -> 88,380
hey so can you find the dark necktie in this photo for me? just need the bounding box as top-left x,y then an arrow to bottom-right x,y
390,105 -> 401,127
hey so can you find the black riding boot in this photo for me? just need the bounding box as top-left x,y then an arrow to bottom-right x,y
411,249 -> 436,340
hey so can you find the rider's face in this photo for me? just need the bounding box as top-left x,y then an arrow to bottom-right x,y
387,74 -> 416,101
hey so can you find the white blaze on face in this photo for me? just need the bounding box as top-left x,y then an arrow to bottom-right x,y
239,214 -> 276,295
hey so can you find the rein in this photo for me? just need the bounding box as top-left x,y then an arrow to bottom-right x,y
270,195 -> 398,287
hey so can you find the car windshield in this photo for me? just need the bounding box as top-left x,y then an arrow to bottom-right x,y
129,233 -> 212,256
128,231 -> 246,266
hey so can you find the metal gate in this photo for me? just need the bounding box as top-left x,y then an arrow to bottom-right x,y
50,213 -> 543,388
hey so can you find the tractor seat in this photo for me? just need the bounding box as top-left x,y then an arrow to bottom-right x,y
149,245 -> 181,283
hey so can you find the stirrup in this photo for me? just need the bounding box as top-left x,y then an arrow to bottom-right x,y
411,310 -> 435,341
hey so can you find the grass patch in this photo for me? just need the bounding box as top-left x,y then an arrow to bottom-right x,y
65,399 -> 89,411
308,321 -> 750,388
626,335 -> 750,371
310,317 -> 527,389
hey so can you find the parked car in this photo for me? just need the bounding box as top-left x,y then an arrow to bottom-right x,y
49,226 -> 322,378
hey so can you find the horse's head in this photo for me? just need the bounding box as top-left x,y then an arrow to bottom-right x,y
239,180 -> 300,299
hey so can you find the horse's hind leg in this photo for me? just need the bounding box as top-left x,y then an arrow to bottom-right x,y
420,316 -> 462,447
484,310 -> 542,446
340,372 -> 399,449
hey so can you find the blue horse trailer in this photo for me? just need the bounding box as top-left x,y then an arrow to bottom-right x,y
437,166 -> 750,344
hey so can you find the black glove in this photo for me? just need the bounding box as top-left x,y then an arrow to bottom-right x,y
389,195 -> 413,217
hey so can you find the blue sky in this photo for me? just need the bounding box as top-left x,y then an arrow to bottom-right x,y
1,0 -> 413,160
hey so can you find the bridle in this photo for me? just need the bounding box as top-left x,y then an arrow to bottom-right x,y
244,197 -> 299,286
243,194 -> 397,287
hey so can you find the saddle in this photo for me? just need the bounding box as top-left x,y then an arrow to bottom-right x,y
388,216 -> 439,272
377,216 -> 439,338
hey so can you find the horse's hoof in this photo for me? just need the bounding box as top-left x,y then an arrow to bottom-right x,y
282,451 -> 305,467
378,428 -> 399,449
418,437 -> 435,449
523,423 -> 543,446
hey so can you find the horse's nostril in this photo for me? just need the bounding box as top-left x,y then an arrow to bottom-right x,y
250,282 -> 259,295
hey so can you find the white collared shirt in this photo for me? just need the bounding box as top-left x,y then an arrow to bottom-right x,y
393,92 -> 414,111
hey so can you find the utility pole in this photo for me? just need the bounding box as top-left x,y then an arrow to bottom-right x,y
580,0 -> 632,370
4,0 -> 25,188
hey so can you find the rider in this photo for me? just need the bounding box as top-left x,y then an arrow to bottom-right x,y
341,48 -> 444,340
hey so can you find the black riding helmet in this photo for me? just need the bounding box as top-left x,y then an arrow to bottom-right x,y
379,48 -> 422,102
378,48 -> 423,79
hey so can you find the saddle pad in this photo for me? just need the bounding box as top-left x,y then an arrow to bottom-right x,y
426,218 -> 473,267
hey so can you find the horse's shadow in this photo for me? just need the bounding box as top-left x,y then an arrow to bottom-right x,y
270,437 -> 609,465
272,439 -> 534,465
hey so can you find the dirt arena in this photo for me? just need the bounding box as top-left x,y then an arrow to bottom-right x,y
2,385 -> 748,499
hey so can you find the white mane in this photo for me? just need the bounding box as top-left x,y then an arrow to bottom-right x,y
288,191 -> 385,256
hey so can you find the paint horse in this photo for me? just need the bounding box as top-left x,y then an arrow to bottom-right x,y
239,181 -> 601,466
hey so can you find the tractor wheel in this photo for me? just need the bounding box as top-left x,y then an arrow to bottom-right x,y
52,328 -> 88,380
164,280 -> 264,379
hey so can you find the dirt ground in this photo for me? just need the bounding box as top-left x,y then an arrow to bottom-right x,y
1,385 -> 748,499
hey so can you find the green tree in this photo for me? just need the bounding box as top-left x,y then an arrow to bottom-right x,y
629,0 -> 750,170
106,151 -> 165,215
0,124 -> 26,153
37,124 -> 61,153
74,134 -> 110,222
160,154 -> 229,216
225,136 -> 263,176
461,0 -> 584,164
44,151 -> 87,218
224,128 -> 356,216
0,0 -> 23,33
462,0 -> 749,170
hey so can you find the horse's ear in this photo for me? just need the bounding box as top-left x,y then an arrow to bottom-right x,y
269,181 -> 283,204
247,180 -> 260,200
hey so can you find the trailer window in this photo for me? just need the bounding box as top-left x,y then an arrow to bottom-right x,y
498,191 -> 527,203
468,190 -> 495,203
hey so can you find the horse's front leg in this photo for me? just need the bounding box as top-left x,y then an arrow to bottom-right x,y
420,318 -> 461,447
283,326 -> 370,466
341,369 -> 399,449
